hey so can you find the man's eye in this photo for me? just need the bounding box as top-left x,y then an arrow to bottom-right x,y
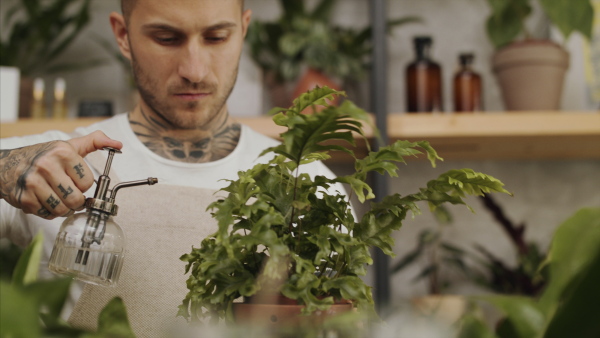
205,35 -> 227,43
154,35 -> 181,45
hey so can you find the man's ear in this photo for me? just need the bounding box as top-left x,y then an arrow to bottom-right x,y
109,12 -> 132,61
241,9 -> 252,38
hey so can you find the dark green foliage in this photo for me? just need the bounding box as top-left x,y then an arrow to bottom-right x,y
457,208 -> 600,338
485,0 -> 594,49
245,0 -> 421,82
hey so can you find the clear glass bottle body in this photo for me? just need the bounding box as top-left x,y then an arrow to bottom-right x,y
48,210 -> 125,287
406,36 -> 443,113
453,53 -> 483,112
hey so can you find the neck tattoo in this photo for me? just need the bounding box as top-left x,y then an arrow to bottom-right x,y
129,108 -> 241,163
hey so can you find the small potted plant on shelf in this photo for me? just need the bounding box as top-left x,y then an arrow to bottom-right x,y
0,0 -> 107,118
178,86 -> 511,332
485,0 -> 594,111
246,0 -> 420,108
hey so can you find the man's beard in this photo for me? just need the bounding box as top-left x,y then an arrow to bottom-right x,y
130,49 -> 239,130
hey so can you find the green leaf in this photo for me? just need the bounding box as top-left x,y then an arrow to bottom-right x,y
23,277 -> 72,328
477,295 -> 545,338
538,208 -> 600,315
456,312 -> 497,338
485,0 -> 531,48
423,169 -> 511,210
94,297 -> 136,338
309,0 -> 336,22
0,281 -> 41,338
390,231 -> 427,274
12,231 -> 43,287
542,234 -> 600,338
411,264 -> 437,283
539,0 -> 594,41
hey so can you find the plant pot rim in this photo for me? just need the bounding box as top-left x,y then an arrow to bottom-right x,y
243,293 -> 352,306
496,39 -> 564,51
492,39 -> 569,72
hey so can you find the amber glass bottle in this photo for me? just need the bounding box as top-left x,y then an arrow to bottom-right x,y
406,36 -> 443,113
453,53 -> 483,112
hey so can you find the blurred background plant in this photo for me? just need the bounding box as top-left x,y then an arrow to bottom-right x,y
0,0 -> 106,77
457,207 -> 600,338
0,0 -> 110,118
484,0 -> 594,49
0,233 -> 134,337
245,0 -> 420,107
392,194 -> 545,297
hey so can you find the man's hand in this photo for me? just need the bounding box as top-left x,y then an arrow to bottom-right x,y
0,131 -> 123,219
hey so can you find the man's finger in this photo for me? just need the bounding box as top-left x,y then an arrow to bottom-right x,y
67,130 -> 123,158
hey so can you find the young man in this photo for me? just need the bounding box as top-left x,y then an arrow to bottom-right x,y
0,1 -> 343,335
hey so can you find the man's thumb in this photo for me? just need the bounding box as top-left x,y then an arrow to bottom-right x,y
67,131 -> 123,157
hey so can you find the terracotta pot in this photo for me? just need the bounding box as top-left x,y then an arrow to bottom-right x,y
492,40 -> 569,111
232,294 -> 352,328
292,68 -> 341,114
263,70 -> 292,109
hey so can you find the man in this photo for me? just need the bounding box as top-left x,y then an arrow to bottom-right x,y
0,0 -> 343,336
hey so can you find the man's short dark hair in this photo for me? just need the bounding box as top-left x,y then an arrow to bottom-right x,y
120,0 -> 245,23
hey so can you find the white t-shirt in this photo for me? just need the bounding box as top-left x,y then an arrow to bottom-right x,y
0,113 -> 346,319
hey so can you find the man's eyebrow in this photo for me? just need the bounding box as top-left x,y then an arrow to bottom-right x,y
141,23 -> 181,33
204,22 -> 237,31
141,22 -> 237,33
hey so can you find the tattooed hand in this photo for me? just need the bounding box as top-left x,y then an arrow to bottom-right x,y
0,131 -> 122,219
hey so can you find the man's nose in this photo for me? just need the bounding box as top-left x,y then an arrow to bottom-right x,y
178,42 -> 209,83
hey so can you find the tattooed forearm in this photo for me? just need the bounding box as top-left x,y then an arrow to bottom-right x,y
1,142 -> 58,205
0,149 -> 12,160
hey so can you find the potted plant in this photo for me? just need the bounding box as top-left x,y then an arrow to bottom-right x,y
178,86 -> 511,332
0,0 -> 105,118
456,207 -> 600,338
485,0 -> 594,110
246,0 -> 420,108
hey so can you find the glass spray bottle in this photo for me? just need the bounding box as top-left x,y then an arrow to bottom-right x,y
48,147 -> 158,287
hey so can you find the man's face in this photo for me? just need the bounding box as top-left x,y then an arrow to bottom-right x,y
125,0 -> 250,129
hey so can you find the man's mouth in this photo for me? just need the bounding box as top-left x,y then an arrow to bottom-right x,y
174,92 -> 210,101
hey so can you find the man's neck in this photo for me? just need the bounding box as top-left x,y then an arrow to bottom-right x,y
128,106 -> 241,163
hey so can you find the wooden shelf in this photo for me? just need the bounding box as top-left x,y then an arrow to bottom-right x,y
1,112 -> 599,161
0,117 -> 108,138
384,112 -> 600,161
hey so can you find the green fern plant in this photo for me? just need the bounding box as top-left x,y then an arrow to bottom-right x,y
178,87 -> 511,324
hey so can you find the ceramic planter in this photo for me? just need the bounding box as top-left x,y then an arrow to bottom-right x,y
492,40 -> 569,111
